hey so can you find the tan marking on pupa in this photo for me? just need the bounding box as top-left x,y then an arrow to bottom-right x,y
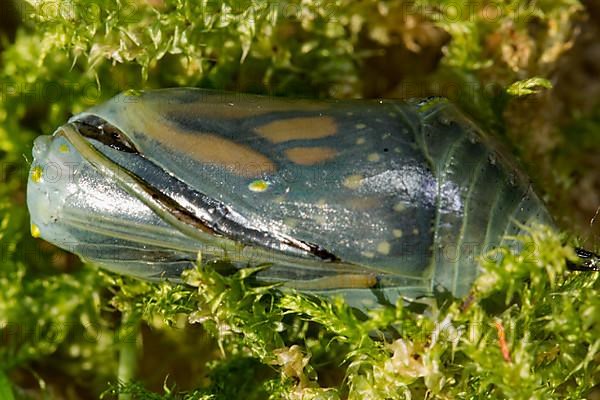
284,273 -> 377,290
129,108 -> 275,177
254,116 -> 337,143
377,241 -> 391,255
285,146 -> 337,165
345,197 -> 380,210
343,174 -> 363,190
393,202 -> 406,212
185,134 -> 275,177
367,153 -> 380,162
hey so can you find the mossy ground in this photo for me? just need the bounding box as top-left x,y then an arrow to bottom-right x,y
0,1 -> 599,399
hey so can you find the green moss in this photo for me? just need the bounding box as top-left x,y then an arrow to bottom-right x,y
1,0 -> 599,398
102,226 -> 600,399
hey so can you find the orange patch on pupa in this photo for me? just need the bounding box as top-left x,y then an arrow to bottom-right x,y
177,134 -> 276,177
254,116 -> 337,143
122,103 -> 276,177
284,146 -> 337,165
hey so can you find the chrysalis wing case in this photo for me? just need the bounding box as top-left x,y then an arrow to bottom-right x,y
27,88 -> 553,308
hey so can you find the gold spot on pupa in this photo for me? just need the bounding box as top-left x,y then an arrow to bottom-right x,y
393,229 -> 403,238
343,175 -> 363,190
377,241 -> 391,255
367,153 -> 380,162
355,123 -> 366,129
412,228 -> 420,235
255,116 -> 337,143
59,144 -> 70,153
356,137 -> 366,145
362,251 -> 375,258
316,198 -> 327,207
249,179 -> 270,192
31,224 -> 41,238
393,203 -> 406,212
285,146 -> 337,166
31,166 -> 43,183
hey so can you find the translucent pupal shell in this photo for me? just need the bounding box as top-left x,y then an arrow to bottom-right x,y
27,89 -> 553,308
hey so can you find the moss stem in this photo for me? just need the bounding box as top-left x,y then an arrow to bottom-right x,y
117,309 -> 141,400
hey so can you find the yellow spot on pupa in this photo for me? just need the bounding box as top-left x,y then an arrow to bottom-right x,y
377,241 -> 391,255
393,203 -> 406,212
393,229 -> 403,238
316,198 -> 327,207
31,224 -> 41,238
59,144 -> 70,153
248,179 -> 269,192
356,137 -> 366,145
362,251 -> 375,258
367,153 -> 380,162
31,166 -> 43,183
254,116 -> 337,143
285,146 -> 337,166
413,228 -> 420,235
343,174 -> 363,190
355,123 -> 366,129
